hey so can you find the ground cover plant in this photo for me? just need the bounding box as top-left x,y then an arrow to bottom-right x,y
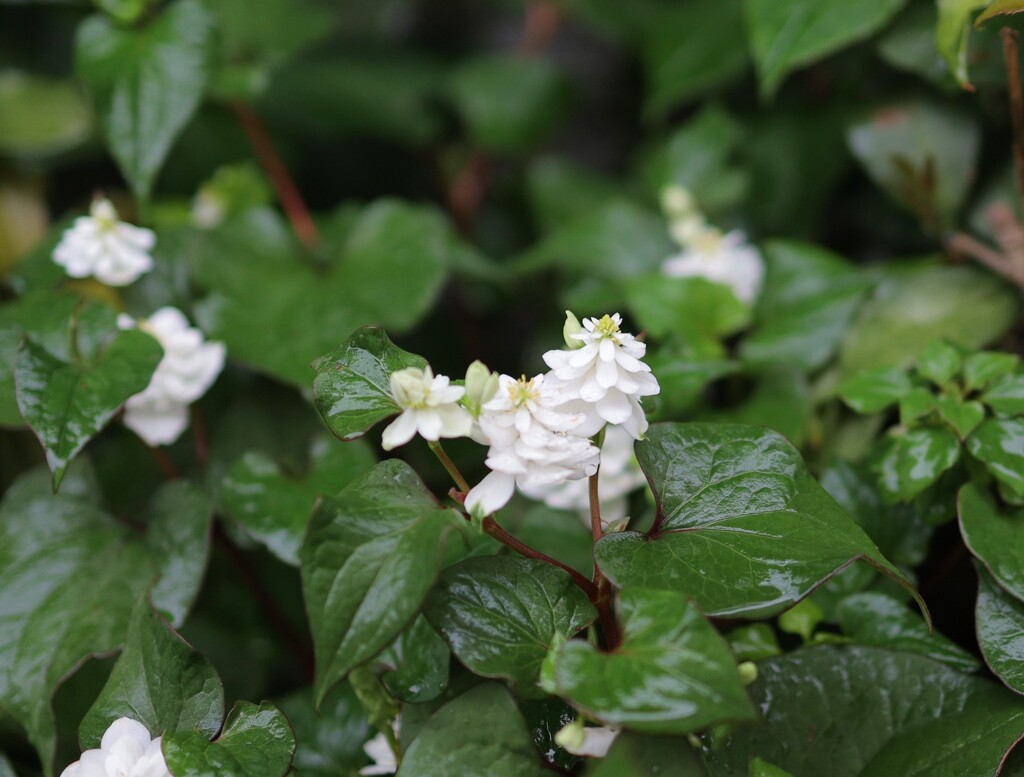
6,0 -> 1024,774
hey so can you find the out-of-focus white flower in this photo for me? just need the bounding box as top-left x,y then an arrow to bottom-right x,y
661,229 -> 764,306
465,373 -> 600,517
60,717 -> 169,777
190,190 -> 226,229
53,198 -> 155,286
543,313 -> 659,440
522,425 -> 647,528
381,366 -> 472,451
360,720 -> 399,775
554,719 -> 620,758
118,307 -> 225,446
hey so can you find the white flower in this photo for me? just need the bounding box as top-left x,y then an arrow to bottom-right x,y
554,719 -> 620,758
60,717 -> 169,777
360,720 -> 399,776
465,373 -> 600,517
661,229 -> 764,305
543,313 -> 659,440
53,198 -> 155,286
118,307 -> 226,446
191,190 -> 225,229
381,366 -> 472,451
522,425 -> 647,528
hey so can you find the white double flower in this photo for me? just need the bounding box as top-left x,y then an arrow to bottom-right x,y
381,366 -> 473,451
60,717 -> 169,777
53,198 -> 155,286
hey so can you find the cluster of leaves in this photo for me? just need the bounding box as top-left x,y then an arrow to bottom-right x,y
5,0 -> 1024,775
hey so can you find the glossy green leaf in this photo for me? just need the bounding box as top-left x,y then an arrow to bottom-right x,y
876,427 -> 961,501
750,759 -> 795,777
917,340 -> 962,385
977,0 -> 1024,26
585,733 -> 707,776
594,423 -> 926,619
840,264 -> 1015,378
982,372 -> 1024,414
163,701 -> 295,777
0,467 -> 210,775
377,615 -> 450,704
79,595 -> 224,748
777,598 -> 823,641
311,327 -> 426,443
967,418 -> 1024,499
745,0 -> 908,97
846,102 -> 979,226
838,367 -> 913,413
277,684 -> 371,777
935,395 -> 984,439
964,351 -> 1019,391
425,556 -> 596,692
396,684 -> 548,777
524,157 -> 625,235
221,437 -> 376,564
837,592 -> 979,672
725,624 -> 782,662
641,0 -> 748,118
959,484 -> 1024,601
550,588 -> 754,733
625,274 -> 751,340
742,241 -> 872,371
705,645 -> 1024,776
16,325 -> 162,491
447,54 -> 569,153
0,71 -> 93,159
937,0 -> 988,86
75,0 -> 212,199
976,566 -> 1024,694
300,460 -> 462,706
898,388 -> 937,427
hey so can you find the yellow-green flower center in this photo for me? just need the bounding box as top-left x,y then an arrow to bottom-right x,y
594,314 -> 620,340
508,375 -> 539,407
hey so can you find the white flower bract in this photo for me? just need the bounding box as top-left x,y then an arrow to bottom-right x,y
381,366 -> 472,451
53,198 -> 155,286
465,373 -> 600,517
543,313 -> 659,440
360,719 -> 399,776
554,719 -> 620,758
661,229 -> 764,305
60,717 -> 169,777
118,307 -> 226,446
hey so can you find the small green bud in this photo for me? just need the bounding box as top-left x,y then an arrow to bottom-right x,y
738,660 -> 758,686
462,360 -> 499,418
553,718 -> 586,751
563,310 -> 585,349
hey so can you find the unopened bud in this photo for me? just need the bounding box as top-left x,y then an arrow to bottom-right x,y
563,310 -> 585,349
738,661 -> 758,686
462,360 -> 499,418
660,185 -> 694,219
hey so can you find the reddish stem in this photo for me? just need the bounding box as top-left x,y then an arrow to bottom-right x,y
148,446 -> 180,479
191,405 -> 209,468
232,102 -> 320,249
588,470 -> 602,545
482,516 -> 597,599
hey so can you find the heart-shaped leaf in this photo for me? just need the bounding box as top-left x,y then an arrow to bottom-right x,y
163,701 -> 295,777
549,587 -> 754,734
967,418 -> 1024,499
585,732 -> 707,776
964,352 -> 1019,392
311,327 -> 426,442
976,564 -> 1024,695
594,423 -> 926,620
425,556 -> 596,692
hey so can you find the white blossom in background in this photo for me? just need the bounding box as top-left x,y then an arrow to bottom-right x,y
360,720 -> 399,776
60,717 -> 169,777
118,307 -> 226,446
554,719 -> 620,758
465,373 -> 600,517
53,198 -> 155,286
381,366 -> 473,451
190,189 -> 226,229
661,229 -> 764,305
523,425 -> 647,528
543,313 -> 659,440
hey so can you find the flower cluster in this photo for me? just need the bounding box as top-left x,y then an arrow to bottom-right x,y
659,185 -> 764,305
60,717 -> 170,777
382,311 -> 659,518
52,197 -> 225,446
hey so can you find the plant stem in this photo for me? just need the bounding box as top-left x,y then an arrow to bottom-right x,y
1002,28 -> 1024,206
148,445 -> 180,479
191,405 -> 208,468
482,516 -> 598,598
232,102 -> 320,249
428,440 -> 470,493
947,231 -> 1024,288
588,469 -> 602,544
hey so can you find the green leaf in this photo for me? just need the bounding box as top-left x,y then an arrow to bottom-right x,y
397,684 -> 548,777
976,565 -> 1024,694
935,396 -> 984,439
447,54 -> 570,153
525,157 -> 625,235
625,274 -> 751,340
425,556 -> 596,692
163,701 -> 295,777
705,645 -> 1024,775
899,387 -> 938,425
982,372 -> 1024,414
846,102 -> 980,227
300,460 -> 462,706
221,438 -> 376,565
963,350 -> 1018,391
750,759 -> 795,777
193,203 -> 449,387
276,683 -> 371,777
641,0 -> 749,118
75,0 -> 212,199
917,340 -> 962,385
876,427 -> 961,501
16,323 -> 162,490
742,241 -> 873,372
377,615 -> 450,704
840,264 -> 1016,378
0,467 -> 210,775
977,0 -> 1024,26
836,592 -> 979,672
745,0 -> 908,97
550,588 -> 754,734
838,367 -> 913,413
710,371 -> 810,446
725,624 -> 782,662
585,733 -> 707,776
594,423 -> 926,619
0,71 -> 93,159
959,484 -> 1024,601
937,0 -> 988,86
79,595 -> 224,749
777,598 -> 823,641
311,327 -> 426,443
967,418 -> 1024,499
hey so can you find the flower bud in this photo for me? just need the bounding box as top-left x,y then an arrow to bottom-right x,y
660,184 -> 694,219
562,310 -> 585,349
463,360 -> 499,418
738,661 -> 758,686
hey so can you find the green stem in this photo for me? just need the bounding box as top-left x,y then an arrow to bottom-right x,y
428,440 -> 471,493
